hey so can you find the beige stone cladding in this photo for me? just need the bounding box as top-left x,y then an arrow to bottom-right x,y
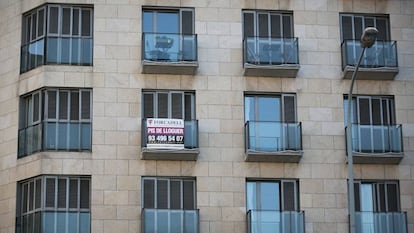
0,1 -> 414,233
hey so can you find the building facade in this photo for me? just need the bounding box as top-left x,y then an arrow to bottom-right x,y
0,0 -> 414,233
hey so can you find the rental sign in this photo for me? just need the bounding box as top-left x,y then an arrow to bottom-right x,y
146,118 -> 184,149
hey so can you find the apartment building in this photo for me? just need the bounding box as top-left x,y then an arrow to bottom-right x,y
0,0 -> 413,233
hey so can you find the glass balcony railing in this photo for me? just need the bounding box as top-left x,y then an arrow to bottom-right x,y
341,39 -> 398,70
355,211 -> 407,233
243,37 -> 299,66
142,33 -> 197,62
346,124 -> 403,154
16,212 -> 90,233
142,208 -> 199,233
247,210 -> 305,233
18,122 -> 92,158
20,37 -> 93,73
245,121 -> 302,153
142,119 -> 199,149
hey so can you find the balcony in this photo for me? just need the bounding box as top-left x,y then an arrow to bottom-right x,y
142,209 -> 199,233
18,122 -> 92,158
346,124 -> 404,164
341,40 -> 398,80
243,37 -> 300,77
141,119 -> 199,161
247,210 -> 305,233
355,211 -> 407,233
142,33 -> 198,75
245,121 -> 302,162
16,212 -> 90,233
20,37 -> 93,73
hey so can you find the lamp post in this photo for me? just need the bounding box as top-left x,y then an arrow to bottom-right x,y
347,27 -> 378,233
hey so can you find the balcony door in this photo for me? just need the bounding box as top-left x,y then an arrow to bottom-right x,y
340,14 -> 390,67
143,8 -> 194,61
243,11 -> 293,64
355,96 -> 394,153
246,180 -> 299,233
245,94 -> 296,151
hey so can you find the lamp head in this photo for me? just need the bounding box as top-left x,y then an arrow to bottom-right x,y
360,27 -> 378,48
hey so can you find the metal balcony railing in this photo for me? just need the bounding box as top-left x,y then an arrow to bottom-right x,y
142,33 -> 198,62
20,37 -> 93,73
18,121 -> 92,158
341,39 -> 398,70
355,211 -> 407,233
345,124 -> 403,154
243,37 -> 299,66
142,208 -> 199,233
247,210 -> 305,233
245,121 -> 302,153
141,119 -> 199,149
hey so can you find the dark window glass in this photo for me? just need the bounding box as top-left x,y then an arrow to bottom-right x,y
33,93 -> 40,122
143,179 -> 155,208
243,12 -> 255,38
69,179 -> 78,209
31,13 -> 37,40
377,183 -> 386,212
35,179 -> 41,209
387,183 -> 398,212
354,16 -> 363,39
47,91 -> 57,119
143,93 -> 154,118
81,91 -> 91,120
70,92 -> 79,120
283,95 -> 295,123
22,184 -> 28,213
358,98 -> 370,125
282,181 -> 295,211
81,9 -> 91,36
49,7 -> 59,34
157,180 -> 168,209
270,14 -> 281,38
371,99 -> 381,125
157,93 -> 168,118
80,179 -> 90,209
45,178 -> 55,208
354,183 -> 360,211
171,93 -> 183,119
38,8 -> 45,37
184,94 -> 192,121
170,180 -> 181,209
72,9 -> 80,36
342,16 -> 353,40
59,92 -> 68,120
57,178 -> 67,208
181,10 -> 193,34
282,15 -> 292,37
183,180 -> 195,210
29,182 -> 34,211
376,18 -> 388,41
258,14 -> 269,37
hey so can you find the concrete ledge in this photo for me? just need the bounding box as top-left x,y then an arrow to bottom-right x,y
142,60 -> 198,75
141,148 -> 199,161
349,152 -> 404,164
245,150 -> 303,163
342,65 -> 399,80
244,63 -> 299,77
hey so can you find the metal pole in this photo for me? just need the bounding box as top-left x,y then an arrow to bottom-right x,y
347,46 -> 366,233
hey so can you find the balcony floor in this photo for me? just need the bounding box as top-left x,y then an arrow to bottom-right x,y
141,148 -> 199,161
342,65 -> 399,80
350,151 -> 404,164
142,60 -> 198,75
244,63 -> 300,77
245,150 -> 303,162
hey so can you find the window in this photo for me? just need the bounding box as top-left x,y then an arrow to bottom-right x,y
242,10 -> 298,67
339,13 -> 398,74
143,90 -> 195,121
353,181 -> 407,233
16,176 -> 91,233
244,94 -> 301,154
18,88 -> 92,157
142,177 -> 199,233
142,7 -> 197,64
340,14 -> 390,41
243,11 -> 293,39
21,4 -> 93,73
344,95 -> 402,154
246,180 -> 304,233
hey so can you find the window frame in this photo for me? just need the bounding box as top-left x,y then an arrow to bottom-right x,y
142,7 -> 195,34
142,90 -> 196,120
339,13 -> 390,42
344,95 -> 395,125
354,180 -> 401,213
242,10 -> 294,38
142,177 -> 197,210
244,92 -> 297,123
246,179 -> 300,212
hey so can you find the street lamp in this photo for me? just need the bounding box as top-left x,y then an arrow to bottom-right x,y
347,27 -> 378,233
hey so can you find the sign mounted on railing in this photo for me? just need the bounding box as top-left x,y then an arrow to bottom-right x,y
146,118 -> 184,149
